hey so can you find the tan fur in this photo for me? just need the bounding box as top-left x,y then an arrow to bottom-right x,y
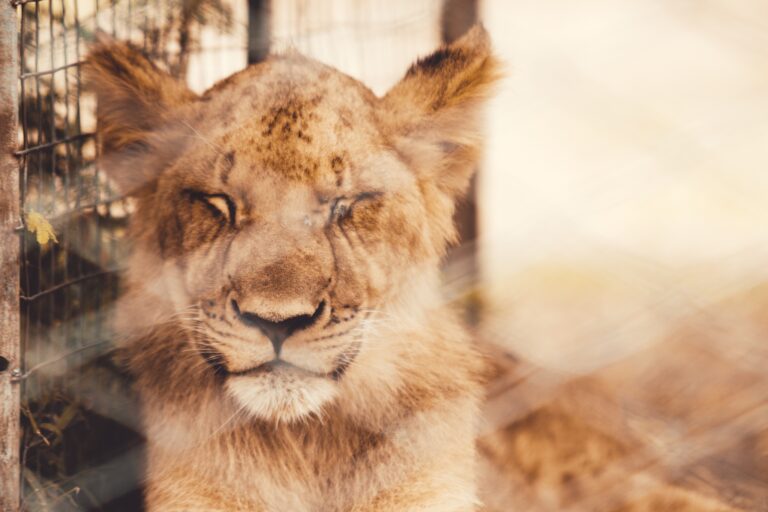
86,26 -> 500,511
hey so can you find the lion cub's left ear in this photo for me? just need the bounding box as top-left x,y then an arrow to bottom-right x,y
382,24 -> 502,200
84,37 -> 197,193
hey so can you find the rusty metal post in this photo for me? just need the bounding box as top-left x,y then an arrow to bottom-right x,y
0,0 -> 20,510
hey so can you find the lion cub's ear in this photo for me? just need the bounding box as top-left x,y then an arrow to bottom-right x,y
85,38 -> 197,192
383,25 -> 502,200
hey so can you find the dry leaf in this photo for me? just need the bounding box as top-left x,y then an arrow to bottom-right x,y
26,211 -> 58,246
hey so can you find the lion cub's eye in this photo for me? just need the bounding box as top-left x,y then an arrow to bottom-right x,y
331,198 -> 352,221
191,192 -> 236,225
330,192 -> 382,224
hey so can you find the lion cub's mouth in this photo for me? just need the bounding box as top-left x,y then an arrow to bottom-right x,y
225,341 -> 360,382
229,359 -> 325,378
221,341 -> 362,421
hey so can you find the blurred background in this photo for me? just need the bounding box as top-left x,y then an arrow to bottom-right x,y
4,0 -> 768,510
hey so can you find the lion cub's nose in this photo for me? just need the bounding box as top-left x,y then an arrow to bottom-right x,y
231,299 -> 325,355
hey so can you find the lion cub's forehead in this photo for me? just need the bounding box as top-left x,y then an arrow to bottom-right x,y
194,56 -> 384,186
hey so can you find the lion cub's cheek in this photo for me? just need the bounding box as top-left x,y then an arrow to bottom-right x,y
226,373 -> 337,423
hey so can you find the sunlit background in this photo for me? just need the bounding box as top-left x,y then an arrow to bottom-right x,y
8,0 -> 768,510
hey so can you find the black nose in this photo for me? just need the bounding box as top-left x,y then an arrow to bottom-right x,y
231,299 -> 325,355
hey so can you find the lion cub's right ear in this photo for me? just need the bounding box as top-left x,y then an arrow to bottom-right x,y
85,38 -> 197,192
382,25 -> 502,202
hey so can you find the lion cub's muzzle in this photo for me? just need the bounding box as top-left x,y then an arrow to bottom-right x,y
196,281 -> 363,380
230,298 -> 326,355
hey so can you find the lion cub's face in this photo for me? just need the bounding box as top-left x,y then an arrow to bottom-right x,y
88,27 -> 499,422
151,65 -> 430,422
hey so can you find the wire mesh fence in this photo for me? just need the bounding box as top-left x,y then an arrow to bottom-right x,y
12,1 -> 246,509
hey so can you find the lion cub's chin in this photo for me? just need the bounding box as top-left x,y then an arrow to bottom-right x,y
225,370 -> 338,423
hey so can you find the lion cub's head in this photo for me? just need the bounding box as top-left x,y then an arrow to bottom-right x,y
88,27 -> 499,423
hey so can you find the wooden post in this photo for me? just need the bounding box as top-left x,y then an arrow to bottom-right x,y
0,1 -> 21,510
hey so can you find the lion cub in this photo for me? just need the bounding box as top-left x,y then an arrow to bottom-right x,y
87,25 -> 500,511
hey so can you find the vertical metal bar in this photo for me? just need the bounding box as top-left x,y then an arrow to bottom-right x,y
106,0 -> 120,364
92,0 -> 102,357
128,0 -> 133,39
111,0 -> 117,37
441,0 -> 478,44
151,0 -> 159,58
441,0 -> 480,324
247,0 -> 271,64
32,0 -> 42,407
47,0 -> 58,391
73,0 -> 87,403
59,0 -> 75,402
18,5 -> 32,496
143,0 -> 150,51
0,1 -> 21,509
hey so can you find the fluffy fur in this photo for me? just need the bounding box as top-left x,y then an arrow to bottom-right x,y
86,25 -> 501,511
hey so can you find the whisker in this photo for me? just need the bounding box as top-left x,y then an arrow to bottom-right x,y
179,120 -> 226,156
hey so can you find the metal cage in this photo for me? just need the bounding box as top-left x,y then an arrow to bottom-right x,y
0,1 -> 478,509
